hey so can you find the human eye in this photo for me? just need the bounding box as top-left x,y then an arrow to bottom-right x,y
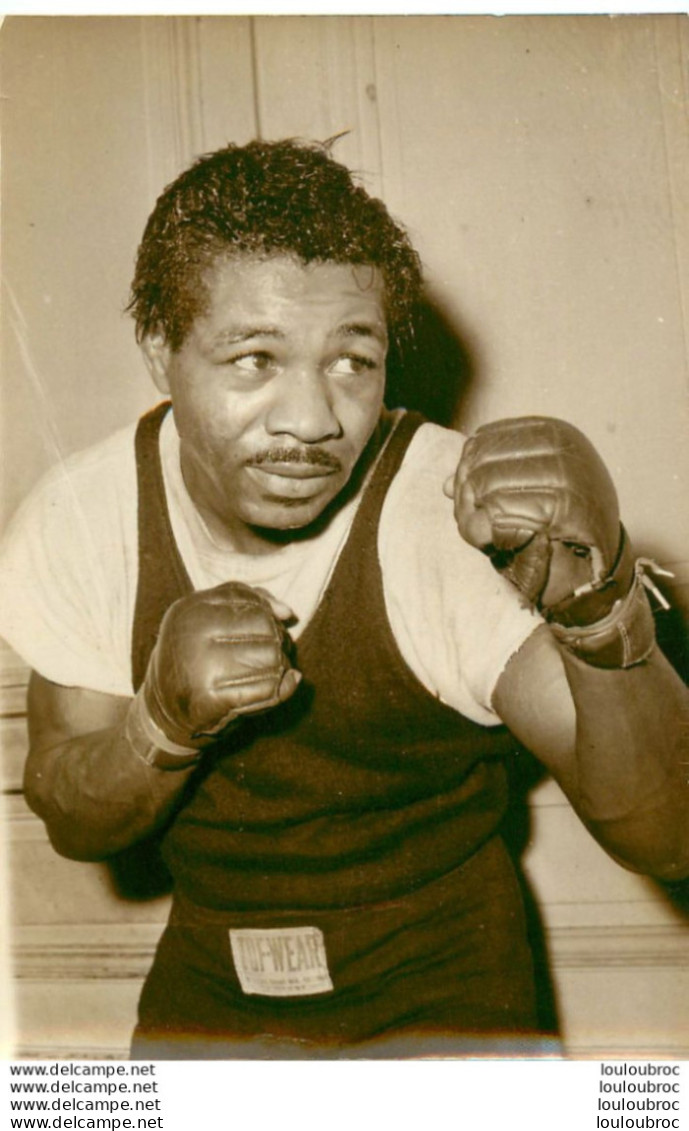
229,350 -> 276,374
327,353 -> 381,378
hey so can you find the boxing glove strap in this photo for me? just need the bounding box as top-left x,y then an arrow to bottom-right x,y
548,558 -> 671,670
544,525 -> 635,628
125,688 -> 202,770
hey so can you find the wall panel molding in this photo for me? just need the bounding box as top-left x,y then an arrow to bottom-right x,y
13,925 -> 164,982
11,921 -> 688,985
252,16 -> 384,198
140,16 -> 207,199
653,16 -> 689,367
550,924 -> 688,970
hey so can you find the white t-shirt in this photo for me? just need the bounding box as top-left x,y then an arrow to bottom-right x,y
0,410 -> 542,727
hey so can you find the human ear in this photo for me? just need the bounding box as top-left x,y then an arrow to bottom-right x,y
141,331 -> 172,394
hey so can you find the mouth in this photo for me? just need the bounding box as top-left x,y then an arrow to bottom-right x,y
246,463 -> 340,501
251,462 -> 338,480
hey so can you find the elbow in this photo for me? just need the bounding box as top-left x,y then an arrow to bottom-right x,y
646,853 -> 689,884
603,839 -> 689,884
23,763 -> 66,848
638,825 -> 689,882
36,806 -> 132,862
25,788 -> 113,863
23,761 -> 120,863
585,800 -> 689,883
47,827 -> 115,863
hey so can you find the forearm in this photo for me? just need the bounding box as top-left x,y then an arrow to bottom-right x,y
558,643 -> 689,880
22,583 -> 299,864
24,717 -> 198,862
451,415 -> 689,880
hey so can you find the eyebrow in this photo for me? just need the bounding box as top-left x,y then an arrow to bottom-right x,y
337,322 -> 388,345
209,322 -> 388,348
210,327 -> 285,347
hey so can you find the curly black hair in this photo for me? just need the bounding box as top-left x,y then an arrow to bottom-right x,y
127,138 -> 422,353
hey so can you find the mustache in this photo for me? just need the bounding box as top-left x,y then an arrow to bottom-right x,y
247,447 -> 343,472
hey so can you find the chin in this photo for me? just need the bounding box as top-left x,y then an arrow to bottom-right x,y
265,503 -> 326,528
246,496 -> 337,541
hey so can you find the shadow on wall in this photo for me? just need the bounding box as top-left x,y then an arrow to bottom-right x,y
652,596 -> 689,916
385,294 -> 476,426
655,604 -> 689,685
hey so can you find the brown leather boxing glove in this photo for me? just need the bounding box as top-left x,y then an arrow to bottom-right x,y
126,581 -> 301,767
445,417 -> 662,668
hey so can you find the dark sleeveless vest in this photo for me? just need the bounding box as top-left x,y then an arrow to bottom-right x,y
132,403 -> 515,912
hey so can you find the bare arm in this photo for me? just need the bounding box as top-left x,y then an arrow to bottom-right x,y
23,581 -> 300,862
494,625 -> 689,880
445,417 -> 689,881
24,674 -> 197,861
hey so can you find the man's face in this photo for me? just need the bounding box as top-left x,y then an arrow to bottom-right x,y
145,254 -> 388,552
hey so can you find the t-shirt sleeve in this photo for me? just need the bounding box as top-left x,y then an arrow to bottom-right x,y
0,450 -> 138,697
379,422 -> 543,727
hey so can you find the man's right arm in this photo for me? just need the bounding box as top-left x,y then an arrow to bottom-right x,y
23,580 -> 302,861
25,676 -> 198,860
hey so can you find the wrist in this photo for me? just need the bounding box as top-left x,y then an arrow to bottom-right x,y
543,525 -> 634,627
125,688 -> 202,771
547,558 -> 671,669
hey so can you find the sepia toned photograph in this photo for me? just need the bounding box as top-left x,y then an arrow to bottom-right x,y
1,13 -> 688,1065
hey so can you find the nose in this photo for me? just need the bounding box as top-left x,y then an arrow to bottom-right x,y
265,366 -> 342,443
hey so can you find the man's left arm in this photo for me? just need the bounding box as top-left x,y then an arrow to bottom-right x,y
493,621 -> 689,881
446,415 -> 689,881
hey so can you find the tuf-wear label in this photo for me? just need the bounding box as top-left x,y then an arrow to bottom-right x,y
229,926 -> 334,997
